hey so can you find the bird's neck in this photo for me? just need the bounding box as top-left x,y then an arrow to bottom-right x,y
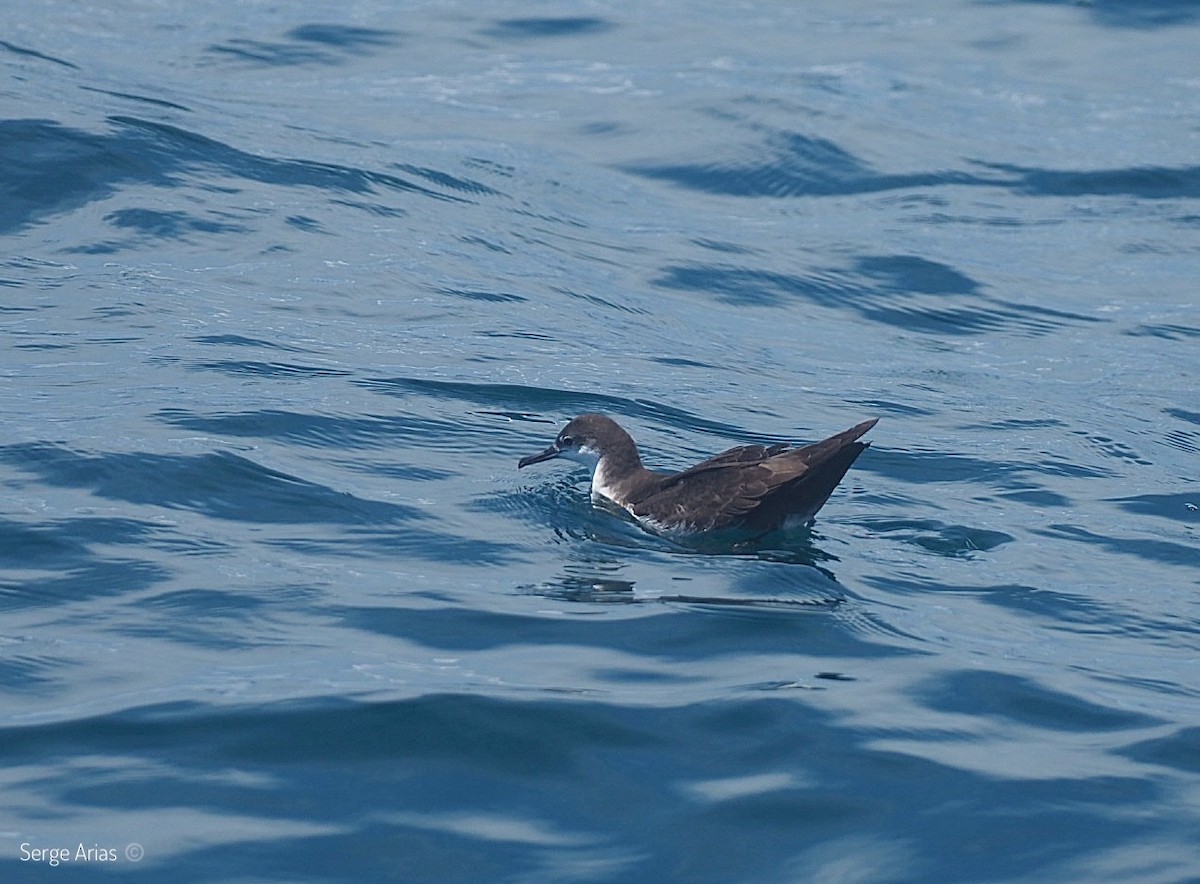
590,440 -> 648,504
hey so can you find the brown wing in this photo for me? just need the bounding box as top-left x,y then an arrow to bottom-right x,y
639,419 -> 877,531
666,442 -> 789,477
782,419 -> 878,470
631,461 -> 779,530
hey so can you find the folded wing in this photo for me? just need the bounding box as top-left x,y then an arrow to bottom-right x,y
637,419 -> 877,531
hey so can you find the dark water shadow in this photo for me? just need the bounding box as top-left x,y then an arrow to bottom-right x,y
158,406 -> 511,462
624,131 -> 976,198
1122,726 -> 1200,774
0,651 -> 62,692
121,585 -> 323,651
858,517 -> 1014,558
1127,322 -> 1200,341
191,334 -> 315,353
518,550 -> 847,611
329,555 -> 902,662
625,127 -> 1200,201
0,442 -> 515,564
916,669 -> 1162,730
0,38 -> 79,69
441,286 -> 528,303
206,24 -> 401,66
0,116 -> 494,235
104,207 -> 250,241
523,581 -> 848,614
859,446 -> 1088,516
0,442 -> 421,526
0,514 -> 198,612
159,407 -> 402,449
0,693 -> 1180,882
481,17 -> 615,39
872,576 -> 1200,650
1165,407 -> 1200,426
79,85 -> 193,113
1109,492 -> 1200,524
357,375 -> 846,447
978,0 -> 1200,29
187,360 -> 354,379
1032,520 -> 1200,568
1033,523 -> 1199,569
653,255 -> 1103,336
977,159 -> 1200,198
931,580 -> 1125,627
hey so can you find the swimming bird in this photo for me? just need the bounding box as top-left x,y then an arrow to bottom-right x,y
518,413 -> 877,533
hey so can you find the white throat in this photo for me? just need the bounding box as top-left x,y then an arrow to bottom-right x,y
557,445 -> 618,501
590,455 -> 622,503
592,458 -> 638,510
557,445 -> 599,470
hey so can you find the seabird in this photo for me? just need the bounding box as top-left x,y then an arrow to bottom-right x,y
518,413 -> 877,533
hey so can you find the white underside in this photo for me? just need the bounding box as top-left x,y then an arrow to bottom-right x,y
588,454 -> 622,503
556,446 -> 608,493
781,512 -> 816,530
590,458 -> 689,534
584,451 -> 721,535
558,447 -> 646,522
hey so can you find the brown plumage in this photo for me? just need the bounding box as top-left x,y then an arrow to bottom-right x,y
518,413 -> 877,533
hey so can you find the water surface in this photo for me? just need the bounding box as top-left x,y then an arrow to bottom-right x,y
2,1 -> 1198,881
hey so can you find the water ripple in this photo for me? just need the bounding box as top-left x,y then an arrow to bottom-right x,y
481,17 -> 615,40
654,256 -> 1102,336
205,25 -> 401,66
1,693 -> 1176,880
626,124 -> 1200,201
0,116 -> 489,236
0,443 -> 422,526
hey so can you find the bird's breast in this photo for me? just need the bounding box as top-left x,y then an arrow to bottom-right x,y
590,458 -> 624,505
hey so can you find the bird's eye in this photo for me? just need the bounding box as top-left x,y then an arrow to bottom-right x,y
559,435 -> 575,448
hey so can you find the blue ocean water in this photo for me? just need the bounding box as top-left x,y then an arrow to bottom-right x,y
3,1 -> 1199,881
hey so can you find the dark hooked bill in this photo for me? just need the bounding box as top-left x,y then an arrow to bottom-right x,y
518,445 -> 560,468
